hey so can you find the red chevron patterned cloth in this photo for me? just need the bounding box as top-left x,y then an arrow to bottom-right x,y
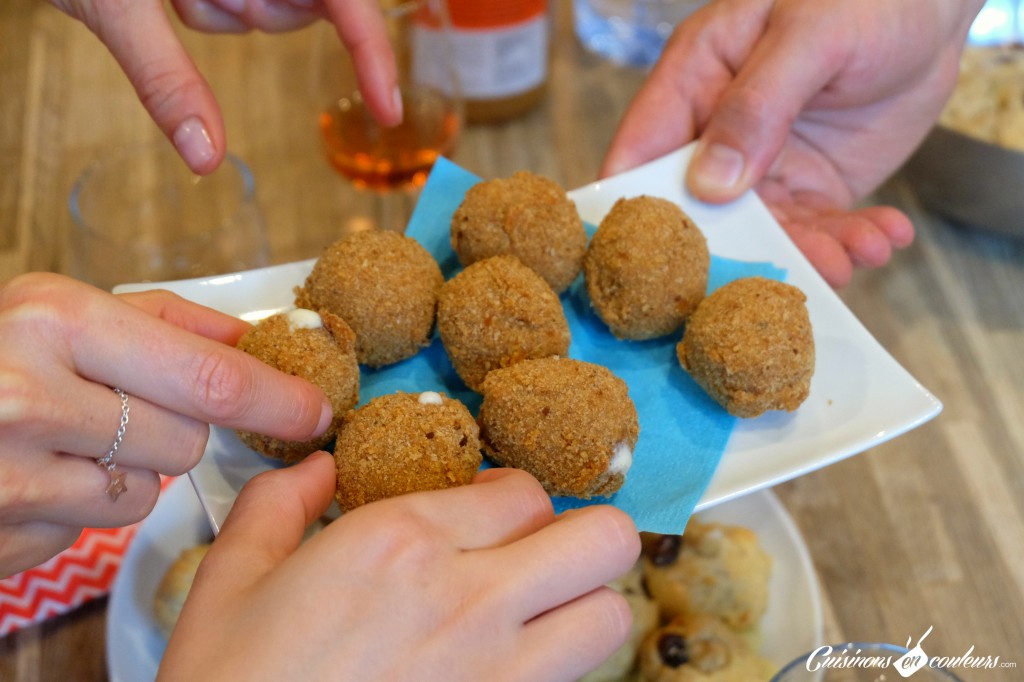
0,525 -> 139,637
0,477 -> 175,637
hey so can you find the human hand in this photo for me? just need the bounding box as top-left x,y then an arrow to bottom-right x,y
159,457 -> 640,682
602,0 -> 985,287
0,273 -> 331,577
49,0 -> 400,175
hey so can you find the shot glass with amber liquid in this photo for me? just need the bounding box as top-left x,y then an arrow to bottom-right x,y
313,0 -> 463,191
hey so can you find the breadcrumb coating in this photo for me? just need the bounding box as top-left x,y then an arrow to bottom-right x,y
585,196 -> 709,340
677,277 -> 814,418
334,392 -> 482,511
478,357 -> 639,498
294,230 -> 443,367
450,171 -> 587,293
236,310 -> 359,464
438,255 -> 570,392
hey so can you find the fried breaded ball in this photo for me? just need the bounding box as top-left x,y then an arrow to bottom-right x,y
478,357 -> 639,498
584,196 -> 709,340
641,519 -> 772,631
294,230 -> 443,367
438,255 -> 570,392
235,309 -> 359,464
450,171 -> 587,293
333,391 -> 482,512
677,276 -> 814,418
637,613 -> 776,681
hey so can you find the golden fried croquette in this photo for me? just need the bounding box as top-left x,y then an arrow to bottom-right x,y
478,357 -> 639,498
450,171 -> 587,293
333,391 -> 482,512
641,519 -> 772,631
677,276 -> 814,418
637,613 -> 777,681
437,255 -> 570,392
584,196 -> 709,340
294,230 -> 443,367
235,309 -> 359,464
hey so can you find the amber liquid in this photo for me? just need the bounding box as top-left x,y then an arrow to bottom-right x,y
466,83 -> 547,124
319,88 -> 461,191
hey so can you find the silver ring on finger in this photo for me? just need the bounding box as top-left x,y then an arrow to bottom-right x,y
96,387 -> 130,501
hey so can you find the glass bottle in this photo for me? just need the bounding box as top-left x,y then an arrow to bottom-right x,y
445,0 -> 551,123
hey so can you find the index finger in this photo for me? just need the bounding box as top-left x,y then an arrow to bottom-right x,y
322,0 -> 402,126
79,0 -> 227,174
363,468 -> 558,551
71,285 -> 330,441
487,505 -> 640,623
117,288 -> 251,345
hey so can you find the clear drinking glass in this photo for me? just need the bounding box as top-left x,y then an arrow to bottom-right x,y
573,0 -> 706,68
68,142 -> 270,291
311,0 -> 463,191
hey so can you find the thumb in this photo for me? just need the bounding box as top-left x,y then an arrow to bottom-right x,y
686,23 -> 833,204
160,452 -> 335,671
599,54 -> 698,179
201,452 -> 337,588
89,2 -> 226,174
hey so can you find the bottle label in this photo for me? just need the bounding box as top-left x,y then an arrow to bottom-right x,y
414,2 -> 549,100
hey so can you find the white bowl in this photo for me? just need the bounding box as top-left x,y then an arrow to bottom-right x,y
903,124 -> 1024,239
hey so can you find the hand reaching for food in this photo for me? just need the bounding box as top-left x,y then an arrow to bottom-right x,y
49,0 -> 400,174
158,454 -> 641,682
0,273 -> 331,578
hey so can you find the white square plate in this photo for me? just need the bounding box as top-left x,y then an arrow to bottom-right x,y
115,144 -> 941,529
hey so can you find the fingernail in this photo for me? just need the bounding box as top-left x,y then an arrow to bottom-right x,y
172,117 -> 215,172
316,399 -> 333,436
602,156 -> 632,178
692,143 -> 745,191
216,0 -> 246,12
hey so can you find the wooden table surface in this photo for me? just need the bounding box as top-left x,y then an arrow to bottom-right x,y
2,1 -> 1023,680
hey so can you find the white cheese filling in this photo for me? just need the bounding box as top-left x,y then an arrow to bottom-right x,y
608,441 -> 633,476
286,308 -> 322,331
418,391 -> 444,406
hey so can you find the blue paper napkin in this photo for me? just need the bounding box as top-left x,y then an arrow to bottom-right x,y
358,157 -> 786,533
